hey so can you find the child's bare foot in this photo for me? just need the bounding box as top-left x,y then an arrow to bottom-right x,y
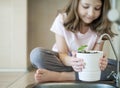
34,69 -> 75,83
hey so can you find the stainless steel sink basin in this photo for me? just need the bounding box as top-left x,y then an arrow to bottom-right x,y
34,81 -> 116,88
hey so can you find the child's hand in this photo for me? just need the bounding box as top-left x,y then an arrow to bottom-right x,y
71,51 -> 85,72
99,54 -> 108,71
71,57 -> 85,72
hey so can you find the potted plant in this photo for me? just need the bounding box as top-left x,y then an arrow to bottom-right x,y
77,45 -> 103,82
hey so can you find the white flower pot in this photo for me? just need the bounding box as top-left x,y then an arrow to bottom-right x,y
76,51 -> 103,82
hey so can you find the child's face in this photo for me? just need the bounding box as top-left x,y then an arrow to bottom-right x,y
78,0 -> 102,24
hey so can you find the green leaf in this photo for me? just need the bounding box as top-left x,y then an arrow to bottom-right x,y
78,45 -> 87,52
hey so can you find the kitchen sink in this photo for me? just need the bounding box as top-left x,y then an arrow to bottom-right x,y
33,81 -> 116,88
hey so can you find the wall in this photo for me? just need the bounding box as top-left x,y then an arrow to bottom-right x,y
28,0 -> 68,49
104,0 -> 120,60
0,0 -> 62,71
103,24 -> 120,60
28,0 -> 68,67
0,0 -> 27,71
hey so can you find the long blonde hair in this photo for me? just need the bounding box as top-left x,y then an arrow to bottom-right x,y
60,0 -> 115,37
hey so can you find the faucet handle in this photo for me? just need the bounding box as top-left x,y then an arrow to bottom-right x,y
107,71 -> 117,79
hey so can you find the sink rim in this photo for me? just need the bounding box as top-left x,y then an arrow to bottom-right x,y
34,81 -> 116,88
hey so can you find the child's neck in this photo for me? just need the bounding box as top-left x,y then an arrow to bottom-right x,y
80,23 -> 90,34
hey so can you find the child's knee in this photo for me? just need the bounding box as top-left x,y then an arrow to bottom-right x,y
30,47 -> 43,66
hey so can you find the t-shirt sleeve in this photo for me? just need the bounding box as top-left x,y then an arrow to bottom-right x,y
50,13 -> 65,36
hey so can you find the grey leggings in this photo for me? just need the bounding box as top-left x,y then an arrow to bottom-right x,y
30,47 -> 73,72
30,47 -> 119,81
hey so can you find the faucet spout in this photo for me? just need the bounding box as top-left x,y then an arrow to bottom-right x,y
98,33 -> 119,87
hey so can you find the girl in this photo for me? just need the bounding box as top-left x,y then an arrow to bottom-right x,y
30,0 -> 117,83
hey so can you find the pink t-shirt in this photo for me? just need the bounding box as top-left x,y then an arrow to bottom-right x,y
50,13 -> 98,52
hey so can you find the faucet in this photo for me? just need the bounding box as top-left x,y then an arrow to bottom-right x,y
98,33 -> 120,88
